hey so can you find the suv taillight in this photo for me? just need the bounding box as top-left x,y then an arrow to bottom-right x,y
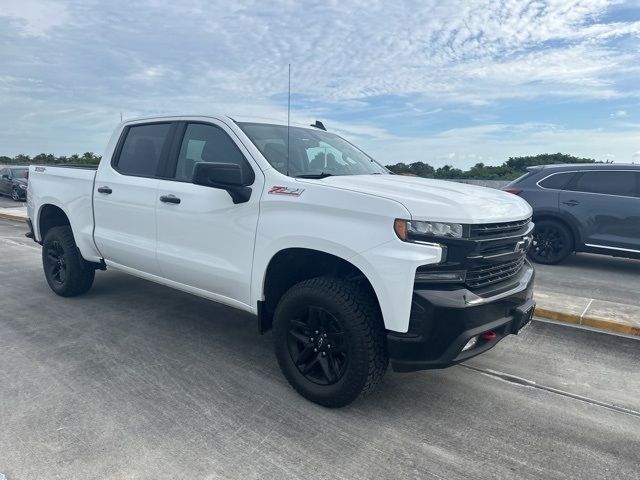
502,188 -> 522,195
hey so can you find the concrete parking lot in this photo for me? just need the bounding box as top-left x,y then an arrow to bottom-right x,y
1,219 -> 639,479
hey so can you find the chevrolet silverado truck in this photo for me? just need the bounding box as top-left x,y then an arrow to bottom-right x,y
27,115 -> 535,407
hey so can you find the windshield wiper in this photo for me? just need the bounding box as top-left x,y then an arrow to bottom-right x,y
295,172 -> 334,179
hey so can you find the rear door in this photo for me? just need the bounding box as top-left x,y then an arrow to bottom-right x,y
559,170 -> 640,252
154,120 -> 262,307
93,122 -> 175,274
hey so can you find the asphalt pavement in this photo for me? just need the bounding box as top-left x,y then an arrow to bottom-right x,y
535,252 -> 640,308
0,196 -> 25,209
1,219 -> 639,480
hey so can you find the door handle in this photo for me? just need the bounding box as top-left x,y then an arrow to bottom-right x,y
160,194 -> 181,204
97,186 -> 112,194
562,200 -> 579,206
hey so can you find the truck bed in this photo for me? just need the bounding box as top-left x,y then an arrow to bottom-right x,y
27,164 -> 101,262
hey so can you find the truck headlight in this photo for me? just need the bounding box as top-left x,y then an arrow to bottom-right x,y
394,219 -> 463,241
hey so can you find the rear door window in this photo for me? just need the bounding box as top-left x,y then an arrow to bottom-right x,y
114,123 -> 172,177
566,171 -> 637,197
538,172 -> 576,190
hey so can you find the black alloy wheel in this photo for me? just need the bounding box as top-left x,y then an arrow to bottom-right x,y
287,305 -> 349,385
273,277 -> 388,408
45,240 -> 67,286
529,220 -> 573,265
42,226 -> 95,296
11,188 -> 20,201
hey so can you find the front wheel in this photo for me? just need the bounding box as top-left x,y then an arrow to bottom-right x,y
273,277 -> 388,408
11,188 -> 21,201
529,220 -> 573,264
42,226 -> 95,296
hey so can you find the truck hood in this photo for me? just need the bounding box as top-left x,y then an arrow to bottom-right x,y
303,175 -> 532,224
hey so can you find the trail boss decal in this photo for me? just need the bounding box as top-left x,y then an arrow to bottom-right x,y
268,186 -> 305,197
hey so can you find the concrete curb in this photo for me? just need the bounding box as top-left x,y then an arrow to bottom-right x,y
535,306 -> 640,337
0,212 -> 27,222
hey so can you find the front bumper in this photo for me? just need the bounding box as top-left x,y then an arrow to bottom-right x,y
388,261 -> 535,372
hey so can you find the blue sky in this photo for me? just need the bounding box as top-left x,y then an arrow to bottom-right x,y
1,0 -> 639,168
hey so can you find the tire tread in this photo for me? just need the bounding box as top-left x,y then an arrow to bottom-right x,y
274,276 -> 387,407
42,226 -> 95,297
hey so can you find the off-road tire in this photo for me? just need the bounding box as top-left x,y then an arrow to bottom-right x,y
42,226 -> 95,297
273,277 -> 388,408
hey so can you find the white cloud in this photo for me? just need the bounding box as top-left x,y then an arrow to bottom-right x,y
0,0 -> 69,36
359,122 -> 640,168
1,0 -> 640,162
610,109 -> 629,117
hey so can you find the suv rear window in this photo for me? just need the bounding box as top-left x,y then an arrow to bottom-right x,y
115,123 -> 172,176
566,171 -> 638,197
538,172 -> 575,190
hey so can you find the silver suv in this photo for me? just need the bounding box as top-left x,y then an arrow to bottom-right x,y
503,164 -> 640,264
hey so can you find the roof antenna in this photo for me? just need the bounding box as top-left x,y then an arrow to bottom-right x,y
286,63 -> 291,176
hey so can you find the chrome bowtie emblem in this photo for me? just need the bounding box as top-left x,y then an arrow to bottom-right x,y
515,236 -> 532,253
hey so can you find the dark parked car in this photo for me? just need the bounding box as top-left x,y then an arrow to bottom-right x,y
0,166 -> 28,201
503,164 -> 640,264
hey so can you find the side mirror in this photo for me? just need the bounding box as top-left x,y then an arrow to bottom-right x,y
192,162 -> 252,204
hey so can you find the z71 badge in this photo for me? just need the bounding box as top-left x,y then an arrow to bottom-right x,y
268,186 -> 305,197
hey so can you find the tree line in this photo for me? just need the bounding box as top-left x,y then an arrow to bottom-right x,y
2,152 -> 598,180
0,152 -> 102,166
385,153 -> 597,180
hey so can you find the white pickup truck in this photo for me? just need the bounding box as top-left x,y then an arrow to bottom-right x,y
27,115 -> 535,407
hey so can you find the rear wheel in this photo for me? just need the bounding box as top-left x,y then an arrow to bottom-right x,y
529,220 -> 573,264
273,277 -> 387,408
42,226 -> 95,296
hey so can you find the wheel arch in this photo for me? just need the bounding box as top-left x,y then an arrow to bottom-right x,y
532,211 -> 581,250
38,203 -> 71,242
259,247 -> 383,334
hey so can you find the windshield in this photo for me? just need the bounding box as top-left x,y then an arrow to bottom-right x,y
10,168 -> 27,178
237,122 -> 388,177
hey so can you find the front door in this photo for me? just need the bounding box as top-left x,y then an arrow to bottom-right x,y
155,121 -> 262,308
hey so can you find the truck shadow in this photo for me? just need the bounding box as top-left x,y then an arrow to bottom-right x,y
86,269 -> 459,414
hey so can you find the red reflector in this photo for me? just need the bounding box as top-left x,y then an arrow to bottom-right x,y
502,188 -> 522,195
480,331 -> 497,341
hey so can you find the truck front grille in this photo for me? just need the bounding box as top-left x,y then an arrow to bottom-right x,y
465,257 -> 526,289
470,217 -> 531,238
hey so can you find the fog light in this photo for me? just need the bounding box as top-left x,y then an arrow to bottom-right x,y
414,270 -> 466,283
462,336 -> 478,352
